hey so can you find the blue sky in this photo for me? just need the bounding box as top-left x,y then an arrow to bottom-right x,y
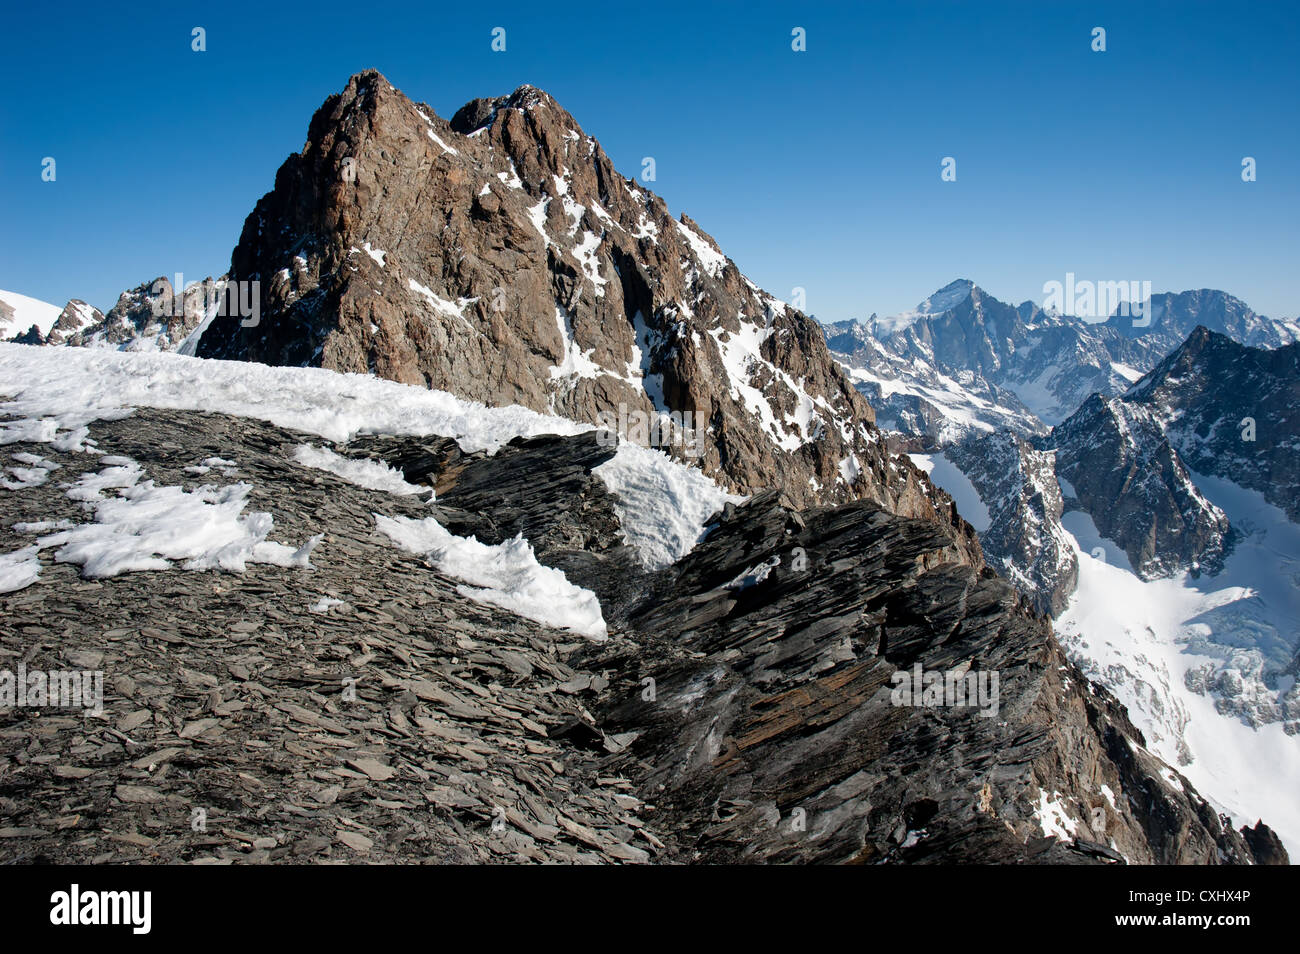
2,0 -> 1297,321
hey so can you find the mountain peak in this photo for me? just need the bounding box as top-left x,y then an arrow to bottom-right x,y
450,83 -> 569,136
190,72 -> 982,555
917,278 -> 975,314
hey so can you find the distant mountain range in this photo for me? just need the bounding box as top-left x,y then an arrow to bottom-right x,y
824,279 -> 1299,443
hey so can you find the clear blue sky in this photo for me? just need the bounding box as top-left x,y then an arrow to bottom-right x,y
2,0 -> 1297,321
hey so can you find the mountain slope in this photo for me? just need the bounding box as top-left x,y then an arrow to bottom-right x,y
0,289 -> 62,342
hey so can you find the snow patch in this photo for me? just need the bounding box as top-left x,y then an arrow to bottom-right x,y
292,444 -> 430,498
375,513 -> 606,639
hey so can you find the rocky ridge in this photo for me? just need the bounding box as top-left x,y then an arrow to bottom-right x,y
0,403 -> 1285,864
1125,327 -> 1300,524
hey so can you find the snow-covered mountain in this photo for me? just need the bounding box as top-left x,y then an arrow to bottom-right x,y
1125,326 -> 1300,525
2,278 -> 226,354
1102,288 -> 1300,352
0,289 -> 62,342
823,311 -> 1046,445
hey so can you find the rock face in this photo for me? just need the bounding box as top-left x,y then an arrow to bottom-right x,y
191,71 -> 979,563
1052,393 -> 1230,580
1125,326 -> 1300,524
1049,326 -> 1299,581
945,432 -> 1077,615
0,403 -> 1282,864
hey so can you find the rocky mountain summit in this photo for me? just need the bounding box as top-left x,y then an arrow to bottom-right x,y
0,395 -> 1283,864
186,71 -> 976,560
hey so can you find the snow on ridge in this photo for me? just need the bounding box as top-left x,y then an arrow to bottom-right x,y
709,317 -> 829,454
674,219 -> 727,278
917,280 -> 974,315
1033,789 -> 1080,841
869,283 -> 974,339
572,230 -> 607,296
426,129 -> 458,156
2,453 -> 319,589
594,442 -> 743,570
292,444 -> 431,498
549,304 -> 603,386
408,279 -> 476,329
0,343 -> 733,569
526,197 -> 555,248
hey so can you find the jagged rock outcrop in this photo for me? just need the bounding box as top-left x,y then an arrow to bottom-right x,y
191,70 -> 979,563
945,431 -> 1077,615
1241,820 -> 1290,865
0,403 -> 1281,864
60,277 -> 226,353
0,296 -> 103,347
1052,393 -> 1230,579
8,325 -> 45,346
1125,326 -> 1300,524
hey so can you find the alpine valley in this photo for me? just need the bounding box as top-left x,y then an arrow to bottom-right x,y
1,71 -> 1294,865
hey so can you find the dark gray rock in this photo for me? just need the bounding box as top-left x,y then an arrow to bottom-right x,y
1,405 -> 1281,865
